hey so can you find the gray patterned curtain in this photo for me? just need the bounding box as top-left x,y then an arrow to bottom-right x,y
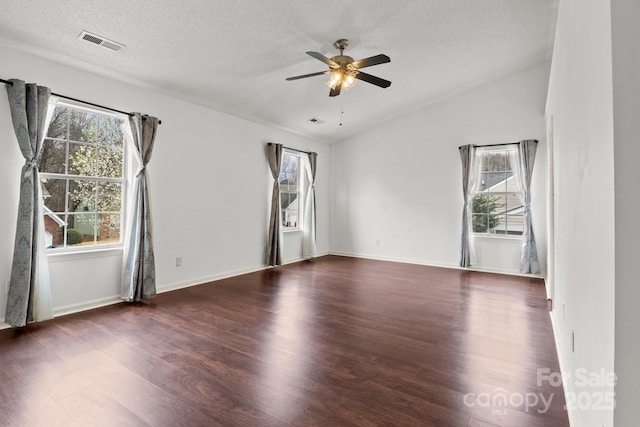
5,79 -> 54,327
302,152 -> 317,259
121,113 -> 159,302
459,144 -> 479,267
516,140 -> 540,274
266,143 -> 283,266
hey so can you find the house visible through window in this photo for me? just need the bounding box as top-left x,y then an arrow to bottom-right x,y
279,152 -> 301,230
39,103 -> 126,249
473,148 -> 524,236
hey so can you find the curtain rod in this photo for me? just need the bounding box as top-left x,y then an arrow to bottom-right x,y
267,142 -> 314,155
458,140 -> 538,150
1,78 -> 162,125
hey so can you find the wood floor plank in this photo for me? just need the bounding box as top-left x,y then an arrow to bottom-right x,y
0,255 -> 569,426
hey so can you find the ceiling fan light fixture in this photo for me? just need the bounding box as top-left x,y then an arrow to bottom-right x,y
327,70 -> 342,89
327,69 -> 357,90
343,72 -> 357,90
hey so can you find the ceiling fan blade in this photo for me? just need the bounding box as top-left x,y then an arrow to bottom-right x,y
329,83 -> 342,97
306,51 -> 338,68
351,54 -> 390,69
354,71 -> 392,88
285,70 -> 330,81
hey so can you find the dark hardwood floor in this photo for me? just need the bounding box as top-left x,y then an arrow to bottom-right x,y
0,255 -> 569,426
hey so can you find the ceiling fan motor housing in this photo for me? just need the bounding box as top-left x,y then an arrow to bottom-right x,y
331,55 -> 355,69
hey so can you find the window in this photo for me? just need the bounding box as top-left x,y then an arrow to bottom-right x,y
39,103 -> 126,249
472,148 -> 524,236
279,152 -> 301,230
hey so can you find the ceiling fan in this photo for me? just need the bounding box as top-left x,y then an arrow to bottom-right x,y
286,39 -> 391,97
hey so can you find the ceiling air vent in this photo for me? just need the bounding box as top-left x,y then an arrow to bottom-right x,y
78,31 -> 125,52
308,117 -> 325,125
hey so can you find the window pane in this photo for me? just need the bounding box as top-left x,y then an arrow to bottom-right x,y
44,213 -> 65,248
472,194 -> 499,214
279,154 -> 298,188
97,182 -> 122,212
98,116 -> 124,146
47,106 -> 69,140
83,112 -> 99,143
39,139 -> 67,174
281,192 -> 299,228
96,146 -> 123,178
68,143 -> 96,176
506,213 -> 525,235
42,178 -> 67,213
482,152 -> 508,171
505,192 -> 524,211
69,109 -> 93,142
472,194 -> 502,233
67,213 -> 96,244
97,213 -> 120,244
484,172 -> 510,193
491,193 -> 507,214
68,179 -> 96,212
472,213 -> 490,233
281,192 -> 297,210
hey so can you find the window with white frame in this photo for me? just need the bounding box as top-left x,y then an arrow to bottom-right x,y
279,152 -> 301,230
472,148 -> 524,236
39,102 -> 126,249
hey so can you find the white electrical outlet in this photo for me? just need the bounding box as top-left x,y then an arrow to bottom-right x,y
176,257 -> 182,267
571,330 -> 575,353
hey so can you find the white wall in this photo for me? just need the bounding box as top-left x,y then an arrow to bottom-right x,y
545,0 -> 615,426
0,45 -> 330,322
330,62 -> 549,276
612,0 -> 640,425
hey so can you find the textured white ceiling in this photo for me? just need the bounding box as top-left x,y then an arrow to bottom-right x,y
0,0 -> 558,143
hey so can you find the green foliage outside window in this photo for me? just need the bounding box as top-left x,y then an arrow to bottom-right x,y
66,228 -> 84,245
472,194 -> 502,233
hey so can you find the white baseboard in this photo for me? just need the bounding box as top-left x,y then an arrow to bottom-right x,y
329,251 -> 545,279
53,295 -> 123,318
549,311 -> 578,427
0,297 -> 126,330
156,252 -> 329,294
4,308 -> 131,330
157,264 -> 270,294
55,254 -> 334,319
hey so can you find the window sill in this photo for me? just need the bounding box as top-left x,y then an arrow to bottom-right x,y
474,234 -> 522,242
47,245 -> 124,262
283,228 -> 302,234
